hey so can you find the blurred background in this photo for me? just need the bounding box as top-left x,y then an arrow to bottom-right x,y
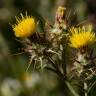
0,0 -> 96,96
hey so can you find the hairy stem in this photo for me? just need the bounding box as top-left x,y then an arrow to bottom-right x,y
65,81 -> 80,96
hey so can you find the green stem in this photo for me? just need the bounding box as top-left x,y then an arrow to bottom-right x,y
84,82 -> 88,96
88,80 -> 96,93
65,81 -> 80,96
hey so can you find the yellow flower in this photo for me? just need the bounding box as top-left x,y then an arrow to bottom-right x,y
12,13 -> 37,38
69,25 -> 96,48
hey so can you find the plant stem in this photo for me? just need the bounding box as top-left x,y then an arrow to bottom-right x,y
84,82 -> 88,96
65,81 -> 80,96
88,80 -> 96,94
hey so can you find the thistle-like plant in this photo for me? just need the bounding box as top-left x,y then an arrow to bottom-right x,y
11,6 -> 96,96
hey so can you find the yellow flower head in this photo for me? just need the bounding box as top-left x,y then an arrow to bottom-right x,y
12,13 -> 37,38
69,25 -> 96,48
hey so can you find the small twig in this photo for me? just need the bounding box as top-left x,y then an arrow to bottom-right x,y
47,49 -> 60,56
39,57 -> 43,69
26,56 -> 35,72
47,56 -> 57,69
9,52 -> 26,56
76,20 -> 88,26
